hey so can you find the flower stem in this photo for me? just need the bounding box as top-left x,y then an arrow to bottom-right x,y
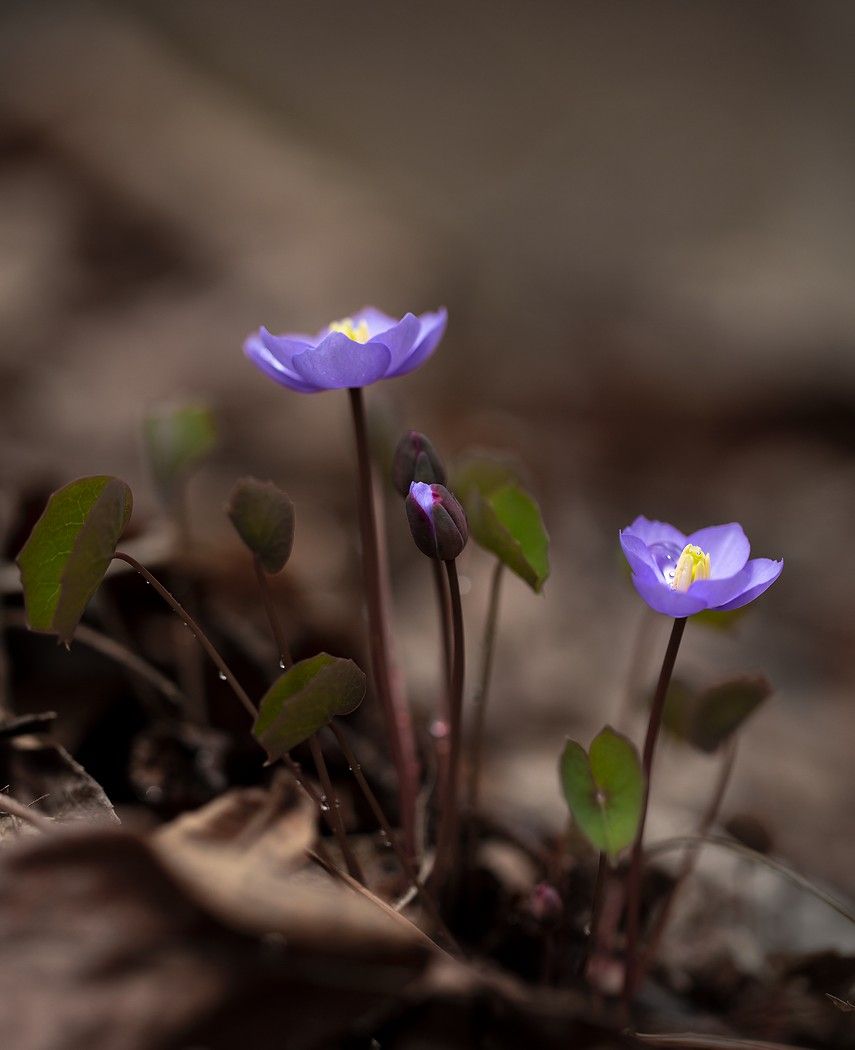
431,558 -> 453,690
253,555 -> 293,670
639,739 -> 737,980
467,559 -> 504,812
432,558 -> 466,886
347,387 -> 418,859
623,615 -> 687,1004
328,720 -> 462,955
114,550 -> 258,721
308,734 -> 365,884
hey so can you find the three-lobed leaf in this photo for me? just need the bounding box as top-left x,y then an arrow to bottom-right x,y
143,402 -> 216,497
16,476 -> 133,645
226,477 -> 295,574
559,725 -> 643,863
253,653 -> 366,761
453,452 -> 549,592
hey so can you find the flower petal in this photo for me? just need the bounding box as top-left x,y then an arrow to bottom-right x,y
244,332 -> 322,393
630,565 -> 708,617
364,312 -> 421,372
714,558 -> 783,612
688,522 -> 750,578
351,306 -> 400,340
258,327 -> 315,368
622,516 -> 687,550
389,307 -> 448,377
619,531 -> 658,577
291,332 -> 392,389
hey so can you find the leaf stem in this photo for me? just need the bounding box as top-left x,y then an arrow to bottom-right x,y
348,387 -> 418,859
4,610 -> 186,715
308,734 -> 365,884
328,720 -> 462,954
467,559 -> 504,812
585,851 -> 607,969
253,555 -> 293,670
623,615 -> 686,1003
640,738 -> 737,979
432,558 -> 466,886
114,550 -> 258,720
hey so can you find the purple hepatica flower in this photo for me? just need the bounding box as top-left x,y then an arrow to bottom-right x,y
620,516 -> 783,618
244,305 -> 447,393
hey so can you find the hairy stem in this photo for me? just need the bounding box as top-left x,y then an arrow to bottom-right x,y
432,558 -> 453,690
4,610 -> 186,714
640,738 -> 737,979
329,721 -> 462,954
115,552 -> 356,878
308,735 -> 364,884
253,555 -> 293,670
348,386 -> 418,859
432,558 -> 466,886
623,615 -> 687,1003
114,551 -> 258,720
467,559 -> 504,812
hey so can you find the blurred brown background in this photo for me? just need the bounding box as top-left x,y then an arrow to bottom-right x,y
1,1 -> 853,923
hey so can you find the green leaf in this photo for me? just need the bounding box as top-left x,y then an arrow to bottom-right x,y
452,452 -> 548,590
452,451 -> 523,502
470,483 -> 550,591
559,725 -> 644,863
143,402 -> 216,496
689,676 -> 772,753
226,477 -> 295,574
253,653 -> 366,761
662,675 -> 772,753
16,476 -> 133,645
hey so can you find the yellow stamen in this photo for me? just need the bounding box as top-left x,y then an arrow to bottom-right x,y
671,543 -> 711,591
329,317 -> 370,343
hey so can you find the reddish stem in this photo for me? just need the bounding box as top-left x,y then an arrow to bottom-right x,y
623,616 -> 686,1004
348,387 -> 419,860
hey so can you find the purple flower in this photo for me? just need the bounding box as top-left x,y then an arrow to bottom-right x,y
620,516 -> 783,618
244,306 -> 447,393
406,482 -> 468,560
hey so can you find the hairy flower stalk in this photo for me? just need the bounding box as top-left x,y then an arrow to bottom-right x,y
350,388 -> 420,859
618,516 -> 782,1002
244,306 -> 448,860
404,482 -> 469,884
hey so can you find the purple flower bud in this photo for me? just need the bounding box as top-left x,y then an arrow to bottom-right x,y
391,431 -> 447,497
405,482 -> 468,561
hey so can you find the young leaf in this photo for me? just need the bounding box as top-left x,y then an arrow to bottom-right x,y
452,453 -> 549,591
452,451 -> 524,502
471,483 -> 550,591
662,675 -> 772,753
16,476 -> 133,645
226,477 -> 295,574
143,402 -> 216,497
253,653 -> 366,761
688,675 -> 772,753
559,726 -> 643,863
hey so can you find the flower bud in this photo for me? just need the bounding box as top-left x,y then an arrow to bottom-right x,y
405,482 -> 468,560
391,431 -> 446,497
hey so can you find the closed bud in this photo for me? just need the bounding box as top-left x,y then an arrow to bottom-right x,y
392,431 -> 446,497
405,482 -> 468,560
